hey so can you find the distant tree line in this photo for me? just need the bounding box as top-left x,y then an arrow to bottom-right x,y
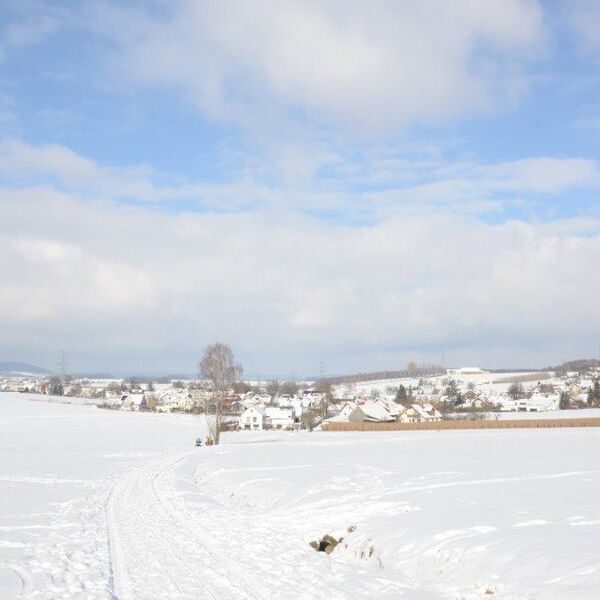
551,359 -> 600,377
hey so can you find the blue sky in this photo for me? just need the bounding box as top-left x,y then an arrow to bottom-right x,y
2,0 -> 600,376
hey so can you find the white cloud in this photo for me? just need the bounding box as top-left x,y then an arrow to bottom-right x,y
0,139 -> 180,202
482,157 -> 600,192
2,140 -> 598,374
392,157 -> 600,208
2,186 -> 600,374
90,0 -> 545,135
2,140 -> 598,221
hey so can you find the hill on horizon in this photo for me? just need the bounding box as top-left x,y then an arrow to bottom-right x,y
0,361 -> 51,376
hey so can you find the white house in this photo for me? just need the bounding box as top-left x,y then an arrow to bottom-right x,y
264,407 -> 295,429
120,393 -> 146,411
499,393 -> 559,412
301,390 -> 326,409
239,406 -> 265,430
375,398 -> 403,418
242,393 -> 272,408
398,403 -> 443,423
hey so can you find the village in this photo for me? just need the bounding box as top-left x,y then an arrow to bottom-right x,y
3,360 -> 600,431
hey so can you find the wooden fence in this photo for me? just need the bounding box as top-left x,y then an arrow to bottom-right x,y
321,417 -> 600,432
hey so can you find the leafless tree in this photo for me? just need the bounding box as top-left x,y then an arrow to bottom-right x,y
266,379 -> 280,399
301,409 -> 316,431
146,394 -> 157,411
507,382 -> 525,400
198,342 -> 242,445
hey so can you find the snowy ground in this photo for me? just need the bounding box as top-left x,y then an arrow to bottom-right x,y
445,408 -> 600,421
487,407 -> 600,420
0,393 -> 203,599
2,393 -> 600,599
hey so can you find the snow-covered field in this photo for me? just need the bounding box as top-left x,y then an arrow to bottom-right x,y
2,393 -> 600,599
0,393 -> 203,599
486,407 -> 600,420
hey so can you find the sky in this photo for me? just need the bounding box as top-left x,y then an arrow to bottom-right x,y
1,0 -> 600,377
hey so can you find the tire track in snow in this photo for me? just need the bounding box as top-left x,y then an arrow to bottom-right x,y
106,451 -> 260,600
107,450 -> 422,600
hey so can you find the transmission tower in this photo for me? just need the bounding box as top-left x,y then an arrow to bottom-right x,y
58,350 -> 68,382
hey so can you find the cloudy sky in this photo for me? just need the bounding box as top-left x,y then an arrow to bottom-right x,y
2,0 -> 600,376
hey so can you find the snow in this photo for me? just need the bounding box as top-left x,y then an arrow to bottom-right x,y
0,393 -> 203,599
484,408 -> 600,420
2,392 -> 600,599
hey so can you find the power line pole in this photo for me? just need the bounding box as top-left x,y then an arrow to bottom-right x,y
58,350 -> 68,383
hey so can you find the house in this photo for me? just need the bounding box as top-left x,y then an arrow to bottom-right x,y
239,406 -> 265,430
470,397 -> 495,410
264,407 -> 295,429
275,393 -> 294,406
375,398 -> 403,418
120,393 -> 147,411
301,390 -> 326,409
459,392 -> 495,410
398,403 -> 443,423
348,400 -> 395,423
337,401 -> 358,419
157,389 -> 197,412
242,392 -> 272,408
499,393 -> 559,412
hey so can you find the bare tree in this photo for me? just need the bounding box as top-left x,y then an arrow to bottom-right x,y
280,381 -> 299,396
266,379 -> 280,399
507,382 -> 525,400
146,394 -> 157,411
301,409 -> 316,431
198,342 -> 242,445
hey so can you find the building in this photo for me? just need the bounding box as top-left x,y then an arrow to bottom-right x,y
264,407 -> 295,429
120,393 -> 147,411
239,406 -> 265,430
348,400 -> 395,423
398,403 -> 443,423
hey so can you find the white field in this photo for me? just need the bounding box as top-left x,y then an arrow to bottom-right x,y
334,372 -> 556,399
2,393 -> 600,599
485,408 -> 600,420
